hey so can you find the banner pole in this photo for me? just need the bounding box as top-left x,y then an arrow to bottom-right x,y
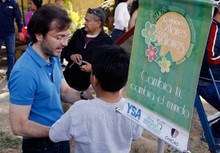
157,139 -> 165,153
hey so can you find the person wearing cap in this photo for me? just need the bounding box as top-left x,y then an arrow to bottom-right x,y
197,3 -> 220,142
63,7 -> 113,92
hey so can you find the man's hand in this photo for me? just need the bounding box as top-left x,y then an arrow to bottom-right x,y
83,85 -> 95,99
70,54 -> 82,64
18,32 -> 24,41
80,61 -> 91,72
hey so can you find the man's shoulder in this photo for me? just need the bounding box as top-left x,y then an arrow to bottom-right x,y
75,28 -> 85,35
98,31 -> 113,43
71,28 -> 85,38
6,0 -> 18,5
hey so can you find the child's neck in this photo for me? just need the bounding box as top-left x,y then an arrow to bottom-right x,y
97,91 -> 122,103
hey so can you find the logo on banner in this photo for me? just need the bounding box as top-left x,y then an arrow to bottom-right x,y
165,128 -> 180,146
171,128 -> 179,138
127,103 -> 142,121
141,7 -> 196,73
143,117 -> 165,135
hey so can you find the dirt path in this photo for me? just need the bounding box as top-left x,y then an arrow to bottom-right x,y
0,67 -> 216,153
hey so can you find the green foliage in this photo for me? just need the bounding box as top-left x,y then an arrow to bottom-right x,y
68,11 -> 85,36
62,0 -> 84,37
63,0 -> 72,13
100,0 -> 115,16
0,132 -> 21,149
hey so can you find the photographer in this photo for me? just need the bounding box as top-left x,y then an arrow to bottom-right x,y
63,7 -> 113,91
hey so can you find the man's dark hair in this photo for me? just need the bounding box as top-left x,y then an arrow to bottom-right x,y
91,45 -> 130,92
28,4 -> 72,43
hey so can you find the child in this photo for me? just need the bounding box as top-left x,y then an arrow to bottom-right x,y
49,45 -> 143,153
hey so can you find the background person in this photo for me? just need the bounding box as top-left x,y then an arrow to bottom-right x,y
25,0 -> 43,43
63,7 -> 113,91
25,0 -> 43,26
129,0 -> 138,29
49,45 -> 143,153
9,4 -> 93,152
55,0 -> 63,8
110,0 -> 133,42
198,4 -> 220,141
0,0 -> 24,80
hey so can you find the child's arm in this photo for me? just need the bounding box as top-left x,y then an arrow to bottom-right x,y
49,109 -> 72,142
132,125 -> 144,140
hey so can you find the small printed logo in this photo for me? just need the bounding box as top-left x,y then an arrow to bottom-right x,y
8,6 -> 13,9
171,128 -> 179,138
127,103 -> 142,121
165,129 -> 179,146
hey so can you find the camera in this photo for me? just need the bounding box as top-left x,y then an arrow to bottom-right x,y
77,59 -> 84,67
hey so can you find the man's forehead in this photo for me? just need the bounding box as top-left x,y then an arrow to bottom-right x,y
49,20 -> 69,32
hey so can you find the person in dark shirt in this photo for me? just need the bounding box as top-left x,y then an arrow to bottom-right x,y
198,4 -> 220,141
63,7 -> 113,92
0,0 -> 23,79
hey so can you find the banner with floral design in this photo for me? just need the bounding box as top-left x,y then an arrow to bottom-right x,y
122,0 -> 213,151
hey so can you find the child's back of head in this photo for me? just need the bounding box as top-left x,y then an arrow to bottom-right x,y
91,45 -> 130,92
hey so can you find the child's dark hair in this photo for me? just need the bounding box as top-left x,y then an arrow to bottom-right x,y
91,45 -> 130,92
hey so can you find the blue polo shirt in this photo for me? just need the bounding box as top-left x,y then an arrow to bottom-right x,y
9,43 -> 64,126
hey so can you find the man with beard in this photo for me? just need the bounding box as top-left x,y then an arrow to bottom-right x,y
8,4 -> 93,153
63,7 -> 113,92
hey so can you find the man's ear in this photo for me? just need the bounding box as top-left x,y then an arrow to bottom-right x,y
97,20 -> 102,28
35,33 -> 43,42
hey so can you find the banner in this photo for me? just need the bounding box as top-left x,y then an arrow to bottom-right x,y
123,0 -> 213,152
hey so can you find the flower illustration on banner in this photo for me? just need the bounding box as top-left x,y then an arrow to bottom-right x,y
141,9 -> 194,73
158,57 -> 171,73
145,44 -> 158,62
141,21 -> 157,44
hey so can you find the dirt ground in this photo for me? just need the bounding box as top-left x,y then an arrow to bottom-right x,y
0,67 -> 217,153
